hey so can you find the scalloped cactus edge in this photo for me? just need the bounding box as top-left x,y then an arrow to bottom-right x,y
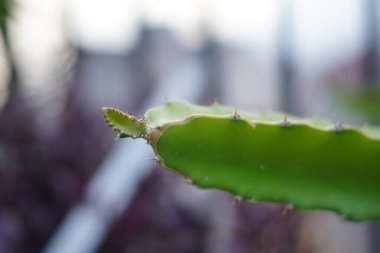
102,100 -> 380,221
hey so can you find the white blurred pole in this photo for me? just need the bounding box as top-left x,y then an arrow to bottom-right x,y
43,56 -> 205,253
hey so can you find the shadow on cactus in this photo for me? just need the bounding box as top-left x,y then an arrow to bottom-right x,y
102,100 -> 380,221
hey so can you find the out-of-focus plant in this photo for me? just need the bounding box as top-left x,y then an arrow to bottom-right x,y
0,0 -> 13,19
0,0 -> 18,92
103,100 -> 380,221
342,88 -> 380,125
0,0 -> 14,45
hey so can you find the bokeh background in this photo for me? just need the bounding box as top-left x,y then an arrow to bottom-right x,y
0,0 -> 380,252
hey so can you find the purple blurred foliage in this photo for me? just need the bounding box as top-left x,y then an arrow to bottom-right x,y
98,168 -> 206,253
0,95 -> 61,252
97,167 -> 299,253
0,27 -> 301,253
0,50 -> 115,252
233,203 -> 298,253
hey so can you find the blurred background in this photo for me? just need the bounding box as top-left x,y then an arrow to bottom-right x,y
0,0 -> 380,252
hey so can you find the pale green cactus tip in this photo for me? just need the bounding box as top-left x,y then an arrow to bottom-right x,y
102,107 -> 146,139
102,100 -> 380,221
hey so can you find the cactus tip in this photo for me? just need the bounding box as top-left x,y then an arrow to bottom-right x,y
102,107 -> 146,139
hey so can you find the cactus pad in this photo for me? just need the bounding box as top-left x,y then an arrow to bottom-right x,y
103,101 -> 380,221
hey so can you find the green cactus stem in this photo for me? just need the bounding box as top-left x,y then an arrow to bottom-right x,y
103,101 -> 380,221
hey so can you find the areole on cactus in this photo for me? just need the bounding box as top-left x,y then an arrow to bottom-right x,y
103,100 -> 380,221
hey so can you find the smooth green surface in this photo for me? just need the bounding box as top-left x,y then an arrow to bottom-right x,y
156,116 -> 380,221
103,107 -> 146,138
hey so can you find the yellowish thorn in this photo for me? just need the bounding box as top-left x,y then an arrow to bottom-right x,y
281,204 -> 294,216
185,178 -> 193,185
